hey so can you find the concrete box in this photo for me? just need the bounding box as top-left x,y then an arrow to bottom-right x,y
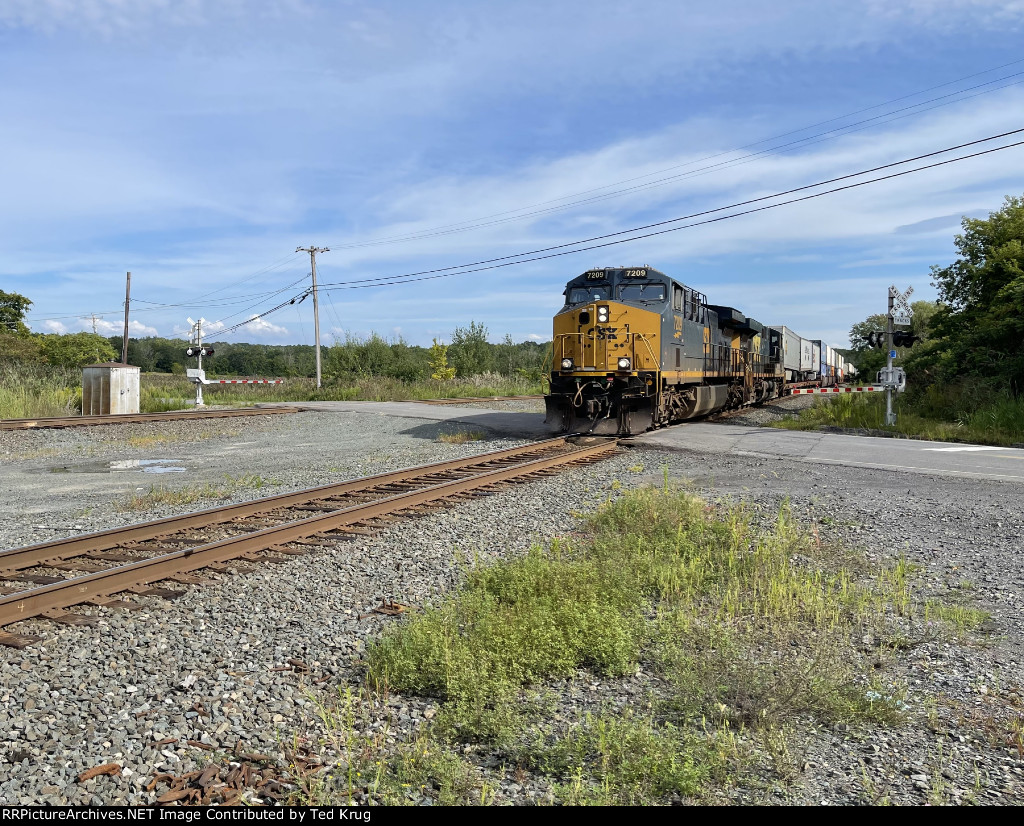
82,363 -> 140,415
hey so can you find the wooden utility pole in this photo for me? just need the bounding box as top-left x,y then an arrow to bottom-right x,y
121,271 -> 132,364
295,246 -> 329,388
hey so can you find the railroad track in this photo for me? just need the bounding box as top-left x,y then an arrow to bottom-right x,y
0,437 -> 617,648
0,407 -> 301,431
412,395 -> 543,405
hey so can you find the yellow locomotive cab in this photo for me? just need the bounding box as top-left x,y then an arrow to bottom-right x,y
545,266 -> 785,435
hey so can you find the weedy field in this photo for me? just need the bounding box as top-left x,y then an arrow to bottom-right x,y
773,391 -> 1024,447
0,366 -> 544,419
261,481 -> 994,805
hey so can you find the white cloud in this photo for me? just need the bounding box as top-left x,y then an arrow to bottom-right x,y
128,319 -> 159,336
240,315 -> 289,338
34,316 -> 158,336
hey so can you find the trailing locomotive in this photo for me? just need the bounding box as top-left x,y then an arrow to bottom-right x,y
544,266 -> 847,435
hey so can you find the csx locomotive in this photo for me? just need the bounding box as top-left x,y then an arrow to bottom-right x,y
545,265 -> 843,435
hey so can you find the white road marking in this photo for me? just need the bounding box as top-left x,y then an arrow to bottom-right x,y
922,446 -> 1004,452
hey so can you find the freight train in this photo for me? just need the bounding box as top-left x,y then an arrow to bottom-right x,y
544,266 -> 854,435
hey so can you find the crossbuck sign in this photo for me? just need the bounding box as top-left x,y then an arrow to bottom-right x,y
889,285 -> 914,327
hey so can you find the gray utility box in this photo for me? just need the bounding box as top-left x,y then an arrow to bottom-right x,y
82,363 -> 140,415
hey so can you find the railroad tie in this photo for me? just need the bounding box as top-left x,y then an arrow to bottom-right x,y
0,631 -> 43,649
125,585 -> 186,600
42,608 -> 98,627
84,597 -> 143,611
164,573 -> 216,586
3,573 -> 64,586
84,551 -> 140,563
264,545 -> 311,555
50,560 -> 112,573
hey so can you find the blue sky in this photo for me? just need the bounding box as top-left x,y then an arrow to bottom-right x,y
3,0 -> 1023,351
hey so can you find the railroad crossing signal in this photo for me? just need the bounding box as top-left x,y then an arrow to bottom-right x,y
185,346 -> 214,358
889,285 -> 914,326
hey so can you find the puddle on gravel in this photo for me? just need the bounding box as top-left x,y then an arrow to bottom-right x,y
50,459 -> 188,474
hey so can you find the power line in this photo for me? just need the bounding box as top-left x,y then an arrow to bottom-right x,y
314,128 -> 1024,291
216,129 -> 1024,338
323,65 -> 1024,251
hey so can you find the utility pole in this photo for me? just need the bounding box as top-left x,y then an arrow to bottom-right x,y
296,246 -> 329,388
121,271 -> 132,364
885,288 -> 896,426
90,314 -> 99,335
187,317 -> 206,408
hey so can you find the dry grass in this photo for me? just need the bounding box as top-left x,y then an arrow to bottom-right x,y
116,474 -> 277,512
436,429 -> 487,444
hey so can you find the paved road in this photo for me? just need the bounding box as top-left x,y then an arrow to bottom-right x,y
634,422 -> 1024,485
277,402 -> 1024,486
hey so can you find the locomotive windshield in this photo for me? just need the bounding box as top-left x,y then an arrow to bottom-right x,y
618,283 -> 666,303
568,286 -> 610,304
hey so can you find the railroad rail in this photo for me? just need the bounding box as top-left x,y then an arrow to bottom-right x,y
0,407 -> 301,431
0,437 -> 617,647
412,395 -> 543,405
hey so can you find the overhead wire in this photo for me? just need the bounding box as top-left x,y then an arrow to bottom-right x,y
323,64 -> 1024,251
215,129 -> 1024,337
314,128 -> 1024,290
314,136 -> 1024,292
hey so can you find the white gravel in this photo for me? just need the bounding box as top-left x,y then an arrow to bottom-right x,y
0,407 -> 1021,805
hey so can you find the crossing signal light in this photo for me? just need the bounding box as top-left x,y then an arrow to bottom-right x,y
185,347 -> 214,357
866,331 -> 885,348
892,331 -> 918,348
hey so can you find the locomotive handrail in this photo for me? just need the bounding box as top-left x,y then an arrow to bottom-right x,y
635,334 -> 660,370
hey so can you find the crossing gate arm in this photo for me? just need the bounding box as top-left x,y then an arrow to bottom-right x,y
788,385 -> 885,394
185,370 -> 283,386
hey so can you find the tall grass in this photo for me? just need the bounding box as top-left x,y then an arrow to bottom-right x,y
0,365 -> 545,418
337,484 -> 983,804
774,389 -> 1024,445
139,371 -> 545,412
0,364 -> 80,419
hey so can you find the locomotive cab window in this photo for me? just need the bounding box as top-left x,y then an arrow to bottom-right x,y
568,286 -> 610,304
672,284 -> 684,312
618,284 -> 666,303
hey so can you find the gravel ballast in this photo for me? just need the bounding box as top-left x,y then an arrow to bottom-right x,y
0,407 -> 1021,805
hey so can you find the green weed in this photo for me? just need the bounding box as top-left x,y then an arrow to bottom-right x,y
117,473 -> 278,511
773,390 -> 1024,446
436,429 -> 486,444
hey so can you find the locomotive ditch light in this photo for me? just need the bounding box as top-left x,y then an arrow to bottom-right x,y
561,358 -> 574,370
597,306 -> 610,323
617,357 -> 631,370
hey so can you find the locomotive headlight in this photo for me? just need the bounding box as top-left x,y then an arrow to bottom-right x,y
560,358 -> 574,370
597,306 -> 610,323
617,357 -> 631,370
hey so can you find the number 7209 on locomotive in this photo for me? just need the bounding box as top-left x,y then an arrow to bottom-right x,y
544,266 -> 787,436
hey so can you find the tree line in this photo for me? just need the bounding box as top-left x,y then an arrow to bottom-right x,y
0,301 -> 551,380
846,193 -> 1024,409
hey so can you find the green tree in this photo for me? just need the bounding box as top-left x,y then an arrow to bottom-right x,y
928,194 -> 1024,394
847,301 -> 939,384
449,321 -> 492,376
39,332 -> 117,367
0,332 -> 45,366
847,311 -> 890,380
428,338 -> 456,382
0,291 -> 32,337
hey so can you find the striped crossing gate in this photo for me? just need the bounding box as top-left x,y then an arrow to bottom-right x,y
788,385 -> 885,394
